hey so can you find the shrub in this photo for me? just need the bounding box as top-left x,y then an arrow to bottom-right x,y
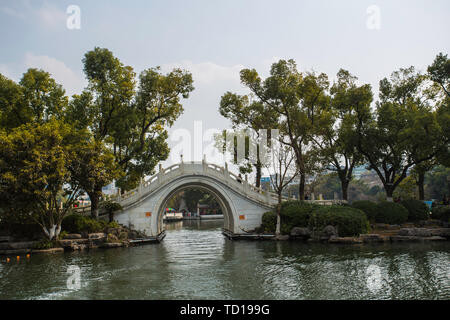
351,200 -> 379,222
61,214 -> 105,234
33,239 -> 58,249
260,211 -> 277,233
431,206 -> 450,222
308,205 -> 369,237
400,200 -> 430,221
279,201 -> 319,234
375,201 -> 408,225
107,221 -> 121,229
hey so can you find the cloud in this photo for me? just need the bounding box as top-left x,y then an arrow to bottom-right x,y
35,2 -> 66,28
24,53 -> 86,96
0,1 -> 66,28
161,60 -> 245,88
0,6 -> 26,19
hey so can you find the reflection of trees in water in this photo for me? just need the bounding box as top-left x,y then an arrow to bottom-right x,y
166,188 -> 223,214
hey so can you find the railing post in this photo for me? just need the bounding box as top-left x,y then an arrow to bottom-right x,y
224,162 -> 228,178
180,154 -> 184,173
243,175 -> 249,194
202,154 -> 207,173
158,164 -> 164,185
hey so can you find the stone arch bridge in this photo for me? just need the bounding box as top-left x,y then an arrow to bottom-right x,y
74,160 -> 342,240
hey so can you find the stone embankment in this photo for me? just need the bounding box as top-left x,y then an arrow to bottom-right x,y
0,226 -> 153,255
275,223 -> 450,244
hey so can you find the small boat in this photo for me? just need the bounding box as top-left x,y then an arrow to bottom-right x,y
163,211 -> 184,222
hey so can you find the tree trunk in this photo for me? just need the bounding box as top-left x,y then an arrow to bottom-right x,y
89,186 -> 102,220
298,173 -> 306,200
385,185 -> 394,202
417,171 -> 425,200
341,180 -> 349,201
255,162 -> 261,188
275,194 -> 282,236
42,224 -> 61,240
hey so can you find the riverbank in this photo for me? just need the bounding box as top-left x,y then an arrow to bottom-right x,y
255,223 -> 450,244
2,222 -> 449,257
0,226 -> 165,256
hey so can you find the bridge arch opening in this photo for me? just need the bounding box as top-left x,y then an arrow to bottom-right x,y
155,182 -> 236,235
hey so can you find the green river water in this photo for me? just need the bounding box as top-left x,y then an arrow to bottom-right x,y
0,220 -> 449,300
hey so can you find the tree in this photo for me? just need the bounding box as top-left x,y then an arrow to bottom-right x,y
219,92 -> 278,187
0,120 -> 81,240
264,140 -> 298,236
68,133 -> 121,219
237,59 -> 328,199
66,47 -> 194,215
427,52 -> 450,97
311,69 -> 373,200
0,69 -> 68,130
356,66 -> 445,201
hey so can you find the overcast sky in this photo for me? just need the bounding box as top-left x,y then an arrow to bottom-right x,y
1,0 -> 449,169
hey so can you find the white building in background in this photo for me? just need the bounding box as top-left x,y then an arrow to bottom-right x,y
102,181 -> 118,196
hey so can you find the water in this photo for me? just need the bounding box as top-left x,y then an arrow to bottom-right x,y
0,220 -> 449,300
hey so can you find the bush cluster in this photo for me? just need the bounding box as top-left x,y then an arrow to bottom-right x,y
61,214 -> 114,234
431,206 -> 450,222
309,206 -> 369,237
351,200 -> 379,222
260,202 -> 369,237
400,200 -> 430,221
375,201 -> 409,225
279,201 -> 319,234
261,211 -> 277,233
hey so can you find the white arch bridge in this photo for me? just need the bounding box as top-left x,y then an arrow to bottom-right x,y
74,160 -> 343,241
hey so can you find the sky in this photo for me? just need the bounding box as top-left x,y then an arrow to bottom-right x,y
1,0 -> 449,169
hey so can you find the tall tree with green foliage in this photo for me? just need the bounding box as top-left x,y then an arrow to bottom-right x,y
311,69 -> 373,200
356,66 -> 446,200
235,59 -> 327,199
218,92 -> 278,187
0,120 -> 81,240
65,47 -> 194,215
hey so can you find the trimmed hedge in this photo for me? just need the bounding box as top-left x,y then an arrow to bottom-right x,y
279,201 -> 319,234
61,214 -> 108,234
431,206 -> 450,222
375,201 -> 408,225
309,205 -> 369,237
400,200 -> 430,222
351,200 -> 379,222
261,211 -> 277,233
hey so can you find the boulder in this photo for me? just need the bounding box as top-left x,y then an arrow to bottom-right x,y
274,234 -> 290,241
360,234 -> 384,243
290,227 -> 311,239
118,232 -> 128,241
88,233 -> 106,240
7,241 -> 37,250
323,225 -> 338,237
390,235 -> 421,242
63,234 -> 82,239
0,248 -> 31,255
398,228 -> 433,237
0,236 -> 12,243
422,236 -> 447,241
107,233 -> 119,242
31,248 -> 64,254
429,228 -> 450,238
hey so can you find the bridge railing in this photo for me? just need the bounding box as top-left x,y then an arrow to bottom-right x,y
72,159 -> 347,214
